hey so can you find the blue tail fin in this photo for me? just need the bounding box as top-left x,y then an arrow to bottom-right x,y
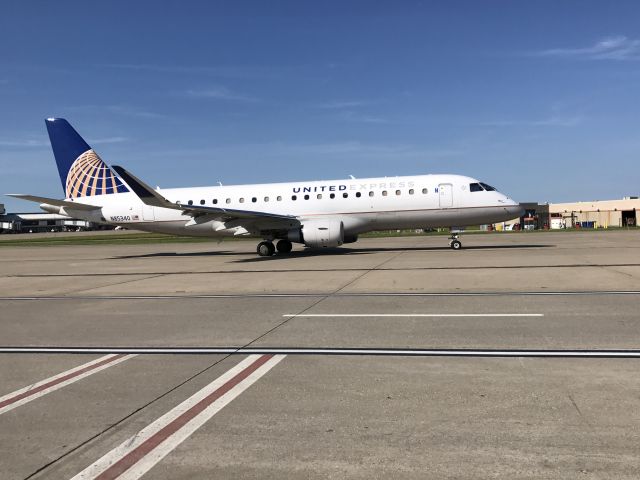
45,118 -> 129,198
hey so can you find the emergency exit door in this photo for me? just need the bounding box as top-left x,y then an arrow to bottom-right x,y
438,183 -> 453,208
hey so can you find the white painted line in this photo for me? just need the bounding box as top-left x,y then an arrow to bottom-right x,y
71,354 -> 285,480
283,313 -> 544,317
0,354 -> 136,415
1,347 -> 640,357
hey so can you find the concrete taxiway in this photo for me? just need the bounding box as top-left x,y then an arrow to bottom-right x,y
1,230 -> 639,479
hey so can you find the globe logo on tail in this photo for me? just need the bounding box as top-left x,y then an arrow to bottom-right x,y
65,150 -> 128,198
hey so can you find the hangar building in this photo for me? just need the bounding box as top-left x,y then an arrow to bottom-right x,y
549,197 -> 639,228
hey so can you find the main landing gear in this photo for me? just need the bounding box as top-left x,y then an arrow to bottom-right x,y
276,239 -> 293,253
256,239 -> 293,257
448,233 -> 462,250
257,241 -> 275,257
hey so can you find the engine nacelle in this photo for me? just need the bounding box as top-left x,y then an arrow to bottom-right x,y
343,234 -> 358,244
299,219 -> 344,248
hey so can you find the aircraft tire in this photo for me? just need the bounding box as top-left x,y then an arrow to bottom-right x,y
450,239 -> 462,250
276,239 -> 293,253
257,241 -> 275,257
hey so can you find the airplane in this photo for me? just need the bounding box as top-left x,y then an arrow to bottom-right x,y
8,118 -> 524,256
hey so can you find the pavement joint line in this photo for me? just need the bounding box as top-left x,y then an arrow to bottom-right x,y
69,354 -> 286,480
8,263 -> 640,278
0,354 -> 135,415
61,273 -> 167,297
3,347 -> 640,357
1,291 -> 640,300
282,313 -> 545,317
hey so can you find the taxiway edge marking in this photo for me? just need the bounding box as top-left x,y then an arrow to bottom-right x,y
70,353 -> 285,480
0,354 -> 136,415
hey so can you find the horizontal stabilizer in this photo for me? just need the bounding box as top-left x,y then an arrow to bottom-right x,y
6,194 -> 100,211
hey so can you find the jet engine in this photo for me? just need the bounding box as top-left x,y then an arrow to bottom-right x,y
292,219 -> 345,248
343,234 -> 358,244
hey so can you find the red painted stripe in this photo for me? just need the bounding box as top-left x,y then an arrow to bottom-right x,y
95,354 -> 273,480
0,354 -> 127,410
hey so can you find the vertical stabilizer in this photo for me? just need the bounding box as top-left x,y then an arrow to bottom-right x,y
45,118 -> 128,198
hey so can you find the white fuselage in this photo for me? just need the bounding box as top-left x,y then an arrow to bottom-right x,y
60,173 -> 522,238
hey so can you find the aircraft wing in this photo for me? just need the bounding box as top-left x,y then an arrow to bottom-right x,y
6,194 -> 101,211
111,165 -> 300,232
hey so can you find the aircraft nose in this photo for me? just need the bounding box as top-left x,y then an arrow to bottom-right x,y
506,203 -> 525,218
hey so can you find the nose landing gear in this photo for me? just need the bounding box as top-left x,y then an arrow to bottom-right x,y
448,232 -> 462,250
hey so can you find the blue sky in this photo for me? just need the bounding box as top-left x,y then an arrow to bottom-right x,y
1,1 -> 639,212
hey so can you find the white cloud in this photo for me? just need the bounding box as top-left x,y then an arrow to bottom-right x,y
535,36 -> 640,60
480,116 -> 583,128
339,111 -> 389,124
314,100 -> 369,109
0,138 -> 48,148
137,141 -> 462,161
0,135 -> 127,149
105,105 -> 166,119
87,136 -> 128,145
185,86 -> 257,102
65,104 -> 167,119
99,63 -> 278,79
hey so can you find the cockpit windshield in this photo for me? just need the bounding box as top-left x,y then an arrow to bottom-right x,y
470,182 -> 498,192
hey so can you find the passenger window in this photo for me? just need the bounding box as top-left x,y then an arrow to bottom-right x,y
330,193 -> 335,199
277,196 -> 282,201
226,198 -> 231,204
369,191 -> 374,197
252,197 -> 257,203
200,199 -> 205,205
343,193 -> 348,198
304,194 -> 310,200
239,198 -> 245,203
317,194 -> 322,199
409,189 -> 414,195
395,190 -> 401,196
356,192 -> 361,198
264,196 -> 269,202
469,183 -> 484,192
382,191 -> 388,196
213,199 -> 218,204
188,200 -> 193,205
292,195 -> 297,201
422,188 -> 428,194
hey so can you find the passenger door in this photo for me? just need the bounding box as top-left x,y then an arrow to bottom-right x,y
438,183 -> 453,208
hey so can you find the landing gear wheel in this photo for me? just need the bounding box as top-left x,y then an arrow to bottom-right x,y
276,239 -> 293,254
257,241 -> 275,257
450,239 -> 462,250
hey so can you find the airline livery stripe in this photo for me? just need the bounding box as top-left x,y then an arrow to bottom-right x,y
71,354 -> 285,480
